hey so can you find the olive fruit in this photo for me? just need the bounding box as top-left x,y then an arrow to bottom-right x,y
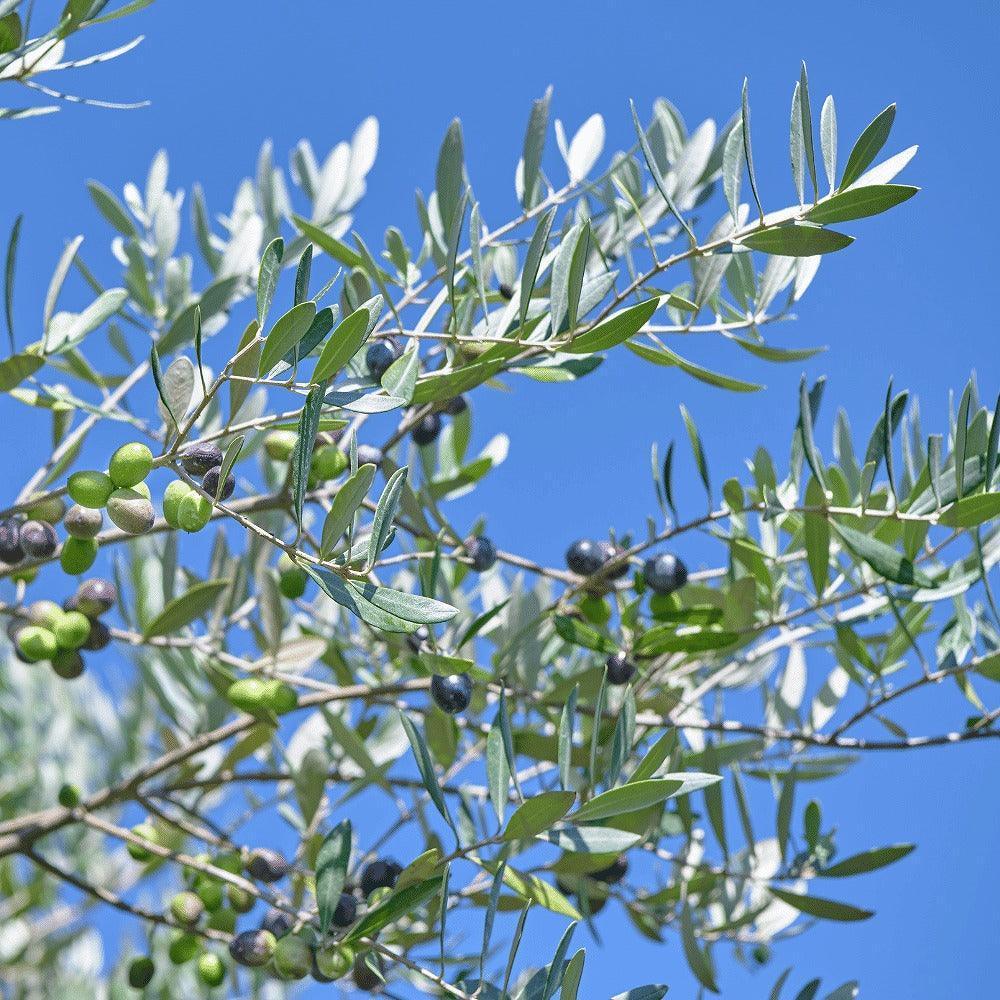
181,443 -> 224,477
51,650 -> 85,679
168,932 -> 199,965
67,470 -> 114,509
247,847 -> 289,883
226,677 -> 298,716
0,519 -> 24,564
565,539 -> 604,576
127,821 -> 160,862
498,282 -> 514,300
206,908 -> 237,934
73,578 -> 117,617
352,953 -> 385,992
177,492 -> 212,533
597,541 -> 630,579
278,554 -> 307,599
366,340 -> 399,381
406,624 -> 430,654
430,673 -> 473,715
28,599 -> 62,629
54,611 -> 91,650
64,505 -> 103,539
355,444 -> 383,466
467,535 -> 497,572
226,884 -> 255,913
273,934 -> 313,981
195,876 -> 224,912
24,495 -> 65,524
20,520 -> 57,558
17,626 -> 58,662
605,651 -> 636,686
128,955 -> 156,988
60,537 -> 98,575
591,854 -> 629,884
162,479 -> 193,528
311,444 -> 347,481
170,890 -> 205,926
57,783 -> 80,808
107,488 -> 155,535
263,429 -> 298,462
108,442 -> 153,489
359,858 -> 401,898
314,943 -> 355,981
80,618 -> 111,651
643,553 -> 688,595
332,891 -> 357,927
410,413 -> 442,447
202,465 -> 235,500
196,952 -> 226,987
261,907 -> 293,938
444,395 -> 468,416
228,929 -> 276,968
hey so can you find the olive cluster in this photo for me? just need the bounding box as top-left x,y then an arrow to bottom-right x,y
261,428 -> 361,489
124,847 -> 401,991
0,494 -> 99,580
161,443 -> 236,534
67,441 -> 156,541
7,578 -> 115,679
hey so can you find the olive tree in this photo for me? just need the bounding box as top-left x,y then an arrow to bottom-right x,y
0,7 -> 994,998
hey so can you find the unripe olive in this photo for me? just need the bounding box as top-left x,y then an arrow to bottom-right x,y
310,445 -> 347,481
51,650 -> 85,679
60,536 -> 98,575
206,907 -> 237,934
226,884 -> 255,913
128,955 -> 155,988
17,625 -> 58,662
177,492 -> 212,533
278,554 -> 307,599
108,442 -> 153,488
67,470 -> 114,509
273,934 -> 313,981
228,929 -> 276,967
168,931 -> 198,965
314,943 -> 354,981
127,821 -> 160,862
195,876 -> 224,912
170,890 -> 204,926
107,488 -> 155,535
64,505 -> 103,539
24,494 -> 65,524
212,850 -> 244,875
247,847 -> 288,883
131,480 -> 152,500
28,599 -> 63,629
181,443 -> 224,477
0,519 -> 24,564
227,677 -> 298,716
19,520 -> 57,558
73,578 -> 117,617
202,466 -> 235,501
196,951 -> 226,987
57,783 -> 80,808
53,611 -> 91,650
263,429 -> 298,462
162,479 -> 193,528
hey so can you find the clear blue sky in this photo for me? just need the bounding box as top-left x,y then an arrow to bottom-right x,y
5,1 -> 999,996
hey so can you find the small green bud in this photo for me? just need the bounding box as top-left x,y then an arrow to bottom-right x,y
196,951 -> 226,987
60,536 -> 99,575
107,488 -> 155,535
67,470 -> 115,509
108,442 -> 153,488
64,504 -> 103,539
128,955 -> 156,988
17,625 -> 58,662
212,850 -> 244,875
53,611 -> 91,650
278,554 -> 308,599
57,783 -> 80,808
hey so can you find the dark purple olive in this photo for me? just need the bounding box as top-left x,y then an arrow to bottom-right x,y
643,553 -> 688,595
359,859 -> 401,898
247,848 -> 289,883
73,579 -> 117,618
591,854 -> 629,884
229,929 -> 276,967
0,519 -> 24,564
352,954 -> 385,991
19,520 -> 57,559
410,413 -> 442,447
498,283 -> 514,300
181,443 -> 224,477
80,618 -> 111,651
597,541 -> 630,579
366,340 -> 399,381
332,891 -> 357,927
430,673 -> 473,714
605,651 -> 636,686
443,395 -> 468,416
566,539 -> 604,576
202,466 -> 235,501
261,907 -> 293,938
467,535 -> 496,572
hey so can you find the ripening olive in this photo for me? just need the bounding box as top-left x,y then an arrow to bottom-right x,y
108,442 -> 153,489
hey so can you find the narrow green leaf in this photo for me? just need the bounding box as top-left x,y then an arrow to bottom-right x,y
343,876 -> 445,943
820,843 -> 915,878
291,385 -> 324,532
313,298 -> 382,382
804,184 -> 917,224
742,78 -> 765,222
627,339 -> 762,392
833,522 -> 935,588
519,207 -> 556,334
320,463 -> 375,557
315,819 -> 351,935
4,213 -> 22,353
142,579 -> 230,639
503,790 -> 576,841
257,237 -> 284,329
258,301 -> 316,377
820,95 -> 838,192
742,224 -> 854,257
768,886 -> 873,922
367,467 -> 407,567
840,104 -> 896,191
567,298 -> 657,355
521,87 -> 552,208
559,686 -> 578,790
571,778 -> 703,824
799,62 -> 818,201
400,711 -> 454,828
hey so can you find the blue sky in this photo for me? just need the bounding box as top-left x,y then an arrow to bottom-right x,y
4,1 -> 999,996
